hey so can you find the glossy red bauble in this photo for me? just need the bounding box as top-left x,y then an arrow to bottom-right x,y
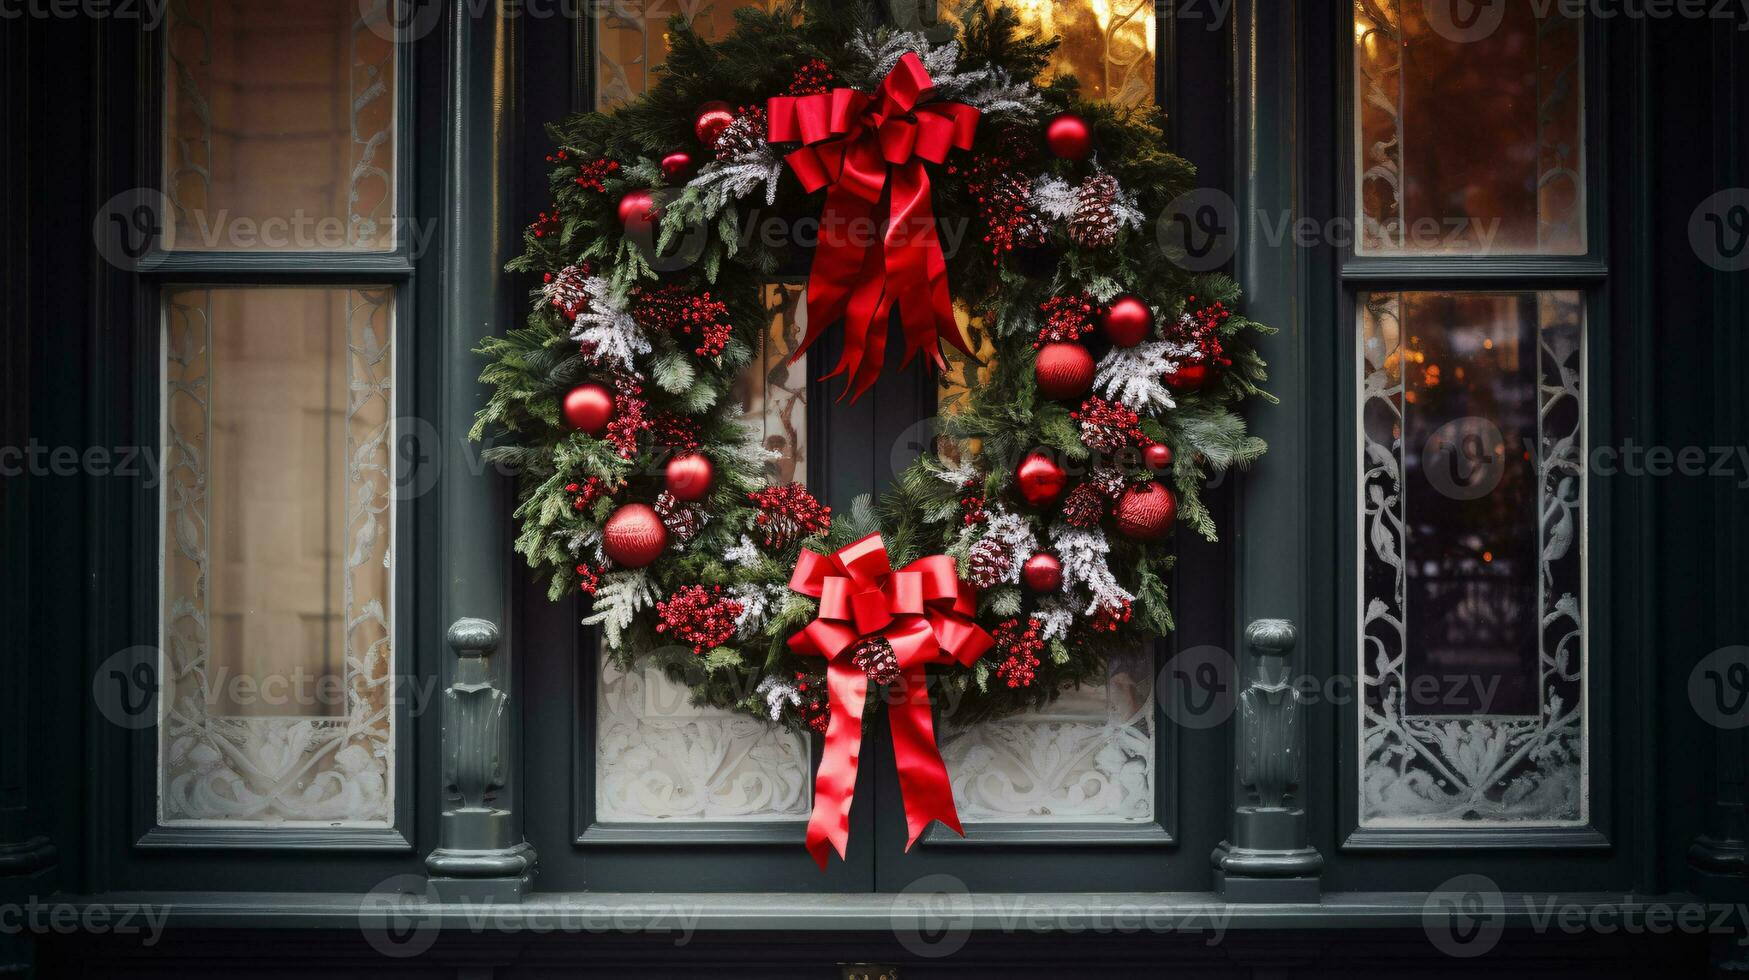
1115,481 -> 1177,541
1163,361 -> 1211,394
1045,112 -> 1093,161
1021,552 -> 1063,593
1101,295 -> 1154,348
617,190 -> 657,233
660,150 -> 697,181
1143,442 -> 1174,471
1015,452 -> 1068,508
561,382 -> 616,436
663,452 -> 715,502
694,100 -> 736,147
602,504 -> 669,568
1034,342 -> 1096,401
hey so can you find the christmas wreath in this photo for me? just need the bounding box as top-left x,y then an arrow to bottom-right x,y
474,1 -> 1270,864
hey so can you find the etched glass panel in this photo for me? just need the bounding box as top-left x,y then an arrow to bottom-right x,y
1353,0 -> 1583,254
938,0 -> 1157,107
939,651 -> 1154,823
164,0 -> 397,250
595,656 -> 811,822
1358,290 -> 1585,827
160,286 -> 395,826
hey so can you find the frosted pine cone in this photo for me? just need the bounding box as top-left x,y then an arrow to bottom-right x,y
966,537 -> 1014,589
654,491 -> 704,544
1061,483 -> 1109,528
1068,173 -> 1121,249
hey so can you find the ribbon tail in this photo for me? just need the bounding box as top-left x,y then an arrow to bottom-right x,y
804,660 -> 870,868
885,163 -> 970,371
887,665 -> 965,849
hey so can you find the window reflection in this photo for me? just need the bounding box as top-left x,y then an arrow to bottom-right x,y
1359,290 -> 1586,825
164,0 -> 397,250
1354,0 -> 1584,254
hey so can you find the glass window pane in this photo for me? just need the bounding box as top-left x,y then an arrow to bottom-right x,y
595,283 -> 813,824
594,0 -> 793,110
939,0 -> 1158,107
595,654 -> 812,822
1353,0 -> 1584,254
160,285 -> 395,826
940,651 -> 1155,824
164,0 -> 397,250
1358,290 -> 1585,827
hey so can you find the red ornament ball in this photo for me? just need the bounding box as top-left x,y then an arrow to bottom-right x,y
663,452 -> 714,502
1021,552 -> 1063,593
1143,442 -> 1174,471
694,100 -> 736,147
1102,295 -> 1154,348
1034,343 -> 1096,400
1115,481 -> 1177,541
1045,112 -> 1093,160
562,382 -> 616,436
603,503 -> 669,568
617,190 -> 657,233
1163,361 -> 1212,394
660,151 -> 696,181
1015,452 -> 1068,507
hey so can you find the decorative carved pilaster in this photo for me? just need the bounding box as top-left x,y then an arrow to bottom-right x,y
1213,619 -> 1323,901
425,619 -> 535,901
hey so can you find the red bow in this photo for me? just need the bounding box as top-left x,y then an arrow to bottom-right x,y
788,532 -> 994,868
767,52 -> 981,401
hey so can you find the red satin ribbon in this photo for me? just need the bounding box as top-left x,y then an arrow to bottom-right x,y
767,52 -> 981,400
787,532 -> 994,868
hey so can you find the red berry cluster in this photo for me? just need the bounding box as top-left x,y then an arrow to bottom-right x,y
605,371 -> 650,459
632,285 -> 734,358
787,58 -> 837,96
991,617 -> 1045,688
573,562 -> 601,595
655,585 -> 744,655
792,671 -> 831,734
530,207 -> 561,239
544,149 -> 569,164
1171,296 -> 1234,366
947,127 -> 1046,265
573,156 -> 621,192
1090,598 -> 1134,633
1036,294 -> 1098,347
959,481 -> 988,527
748,483 -> 833,551
649,411 -> 702,451
565,476 -> 622,511
1072,396 -> 1144,453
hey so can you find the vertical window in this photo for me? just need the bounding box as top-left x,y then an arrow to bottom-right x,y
931,0 -> 1161,830
1348,1 -> 1595,839
152,0 -> 406,837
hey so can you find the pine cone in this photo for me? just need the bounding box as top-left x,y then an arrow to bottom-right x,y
966,537 -> 1014,589
714,106 -> 768,162
1069,172 -> 1121,249
1061,483 -> 1109,528
1090,464 -> 1128,499
654,491 -> 704,544
850,636 -> 901,686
